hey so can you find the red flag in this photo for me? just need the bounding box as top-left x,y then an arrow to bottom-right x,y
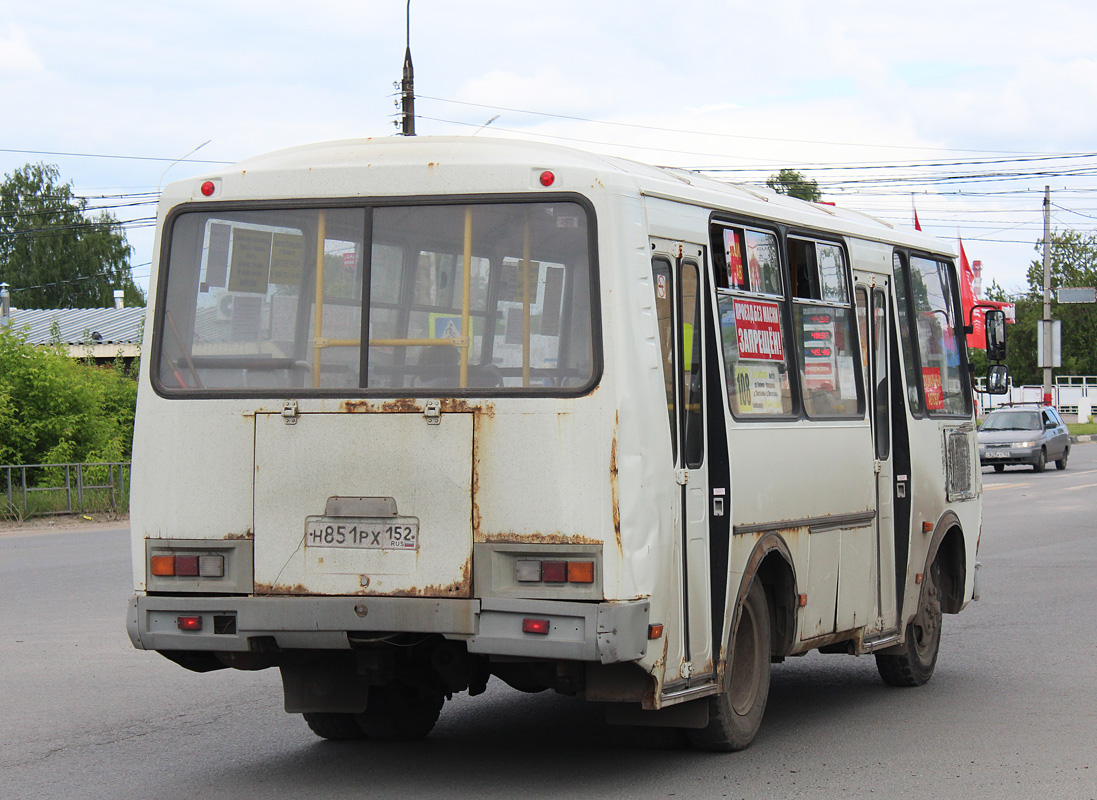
913,198 -> 922,231
959,239 -> 983,349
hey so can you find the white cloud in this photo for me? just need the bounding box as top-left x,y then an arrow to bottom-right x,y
0,25 -> 43,74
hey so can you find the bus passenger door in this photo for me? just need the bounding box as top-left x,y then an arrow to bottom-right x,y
651,240 -> 714,688
856,278 -> 898,630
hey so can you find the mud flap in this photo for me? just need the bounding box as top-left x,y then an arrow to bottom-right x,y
281,659 -> 369,713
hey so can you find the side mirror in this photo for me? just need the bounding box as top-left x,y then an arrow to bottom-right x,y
985,308 -> 1006,362
985,363 -> 1009,395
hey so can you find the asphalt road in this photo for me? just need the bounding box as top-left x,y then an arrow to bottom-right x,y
2,446 -> 1095,800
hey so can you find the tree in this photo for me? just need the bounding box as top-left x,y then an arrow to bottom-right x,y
0,163 -> 145,309
0,326 -> 137,467
765,168 -> 822,202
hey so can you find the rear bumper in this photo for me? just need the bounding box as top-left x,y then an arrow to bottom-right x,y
127,594 -> 650,664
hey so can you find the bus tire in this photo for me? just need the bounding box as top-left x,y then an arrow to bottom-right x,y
876,561 -> 942,687
687,579 -> 771,752
302,712 -> 368,740
356,683 -> 443,741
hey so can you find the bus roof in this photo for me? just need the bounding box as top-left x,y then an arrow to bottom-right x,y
166,135 -> 955,259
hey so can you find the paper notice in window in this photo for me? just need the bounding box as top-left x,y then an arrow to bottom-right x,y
228,228 -> 272,294
733,298 -> 784,361
923,367 -> 944,410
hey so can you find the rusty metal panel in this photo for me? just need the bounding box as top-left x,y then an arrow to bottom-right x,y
835,524 -> 875,631
253,411 -> 473,597
803,529 -> 839,639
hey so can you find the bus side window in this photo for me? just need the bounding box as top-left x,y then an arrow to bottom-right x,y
892,251 -> 924,415
711,225 -> 795,418
651,257 -> 678,461
789,238 -> 861,418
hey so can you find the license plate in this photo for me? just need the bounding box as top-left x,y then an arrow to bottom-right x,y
983,451 -> 1008,459
304,516 -> 419,550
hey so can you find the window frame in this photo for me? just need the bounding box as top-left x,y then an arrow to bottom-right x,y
891,248 -> 973,420
786,232 -> 864,420
710,217 -> 801,421
150,193 -> 603,400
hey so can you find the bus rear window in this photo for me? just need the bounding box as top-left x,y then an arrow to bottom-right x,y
154,201 -> 596,395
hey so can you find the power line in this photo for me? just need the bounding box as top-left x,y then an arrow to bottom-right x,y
0,147 -> 231,165
415,95 -> 1063,157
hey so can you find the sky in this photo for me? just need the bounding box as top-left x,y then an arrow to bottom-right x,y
4,0 -> 1097,303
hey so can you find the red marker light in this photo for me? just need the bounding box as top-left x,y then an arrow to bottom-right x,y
522,618 -> 550,635
539,171 -> 555,187
200,180 -> 216,197
177,615 -> 203,631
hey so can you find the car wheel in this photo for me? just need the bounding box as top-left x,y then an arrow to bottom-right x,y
1033,448 -> 1046,473
687,579 -> 771,752
993,464 -> 1005,473
1056,447 -> 1069,470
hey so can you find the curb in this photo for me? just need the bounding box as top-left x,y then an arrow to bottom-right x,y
1070,434 -> 1097,444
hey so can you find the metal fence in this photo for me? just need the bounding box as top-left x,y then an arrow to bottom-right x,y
2,462 -> 131,519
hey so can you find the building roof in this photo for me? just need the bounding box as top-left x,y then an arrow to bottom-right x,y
2,306 -> 145,356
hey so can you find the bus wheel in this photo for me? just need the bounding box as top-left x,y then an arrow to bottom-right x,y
876,561 -> 942,687
356,683 -> 444,740
302,712 -> 367,740
687,580 -> 771,752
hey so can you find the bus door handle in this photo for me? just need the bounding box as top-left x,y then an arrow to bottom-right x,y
896,475 -> 908,498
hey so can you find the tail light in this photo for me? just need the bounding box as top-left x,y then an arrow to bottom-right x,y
149,554 -> 225,578
515,559 -> 595,585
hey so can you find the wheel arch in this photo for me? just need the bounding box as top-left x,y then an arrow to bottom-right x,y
926,511 -> 966,615
730,534 -> 798,663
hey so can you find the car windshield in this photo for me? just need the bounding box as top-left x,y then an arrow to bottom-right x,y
982,410 -> 1041,431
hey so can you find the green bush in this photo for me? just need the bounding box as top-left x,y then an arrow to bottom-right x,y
0,326 -> 137,468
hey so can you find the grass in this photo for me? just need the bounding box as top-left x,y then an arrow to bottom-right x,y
1069,421 -> 1097,436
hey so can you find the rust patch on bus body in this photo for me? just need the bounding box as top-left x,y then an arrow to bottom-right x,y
477,532 -> 602,545
610,412 -> 621,552
365,557 -> 472,598
223,530 -> 253,540
253,582 -> 310,596
382,397 -> 421,413
338,398 -> 495,417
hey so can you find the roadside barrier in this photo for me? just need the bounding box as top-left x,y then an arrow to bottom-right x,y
1,462 -> 130,520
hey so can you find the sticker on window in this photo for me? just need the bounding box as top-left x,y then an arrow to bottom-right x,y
733,298 -> 784,361
923,367 -> 945,410
733,363 -> 785,414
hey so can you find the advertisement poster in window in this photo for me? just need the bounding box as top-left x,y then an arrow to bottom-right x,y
733,364 -> 784,414
724,229 -> 745,289
923,367 -> 945,410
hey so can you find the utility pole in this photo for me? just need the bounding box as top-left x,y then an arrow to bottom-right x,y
400,0 -> 415,136
1042,185 -> 1053,405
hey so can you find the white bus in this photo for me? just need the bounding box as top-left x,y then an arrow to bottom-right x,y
127,137 -> 1006,750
